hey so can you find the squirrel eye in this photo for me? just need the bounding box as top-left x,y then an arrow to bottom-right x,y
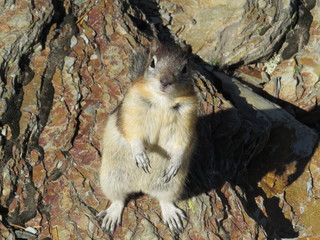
182,64 -> 188,74
150,57 -> 156,68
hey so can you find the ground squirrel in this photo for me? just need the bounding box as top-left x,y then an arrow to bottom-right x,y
97,39 -> 199,233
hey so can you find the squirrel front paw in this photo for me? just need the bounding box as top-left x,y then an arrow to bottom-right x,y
134,151 -> 151,173
163,162 -> 180,183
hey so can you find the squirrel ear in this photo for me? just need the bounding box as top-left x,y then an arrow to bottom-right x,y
150,39 -> 160,55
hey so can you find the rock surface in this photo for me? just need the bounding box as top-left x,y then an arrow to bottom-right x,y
0,0 -> 319,239
156,0 -> 308,67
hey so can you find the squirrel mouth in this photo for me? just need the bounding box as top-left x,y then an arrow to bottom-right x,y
160,83 -> 174,93
160,85 -> 170,93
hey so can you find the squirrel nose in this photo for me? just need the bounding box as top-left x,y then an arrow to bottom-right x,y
160,76 -> 173,87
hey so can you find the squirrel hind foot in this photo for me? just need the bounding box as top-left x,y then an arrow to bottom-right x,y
160,201 -> 187,232
97,201 -> 124,234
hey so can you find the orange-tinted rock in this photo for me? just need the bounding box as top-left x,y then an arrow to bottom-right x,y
284,144 -> 320,237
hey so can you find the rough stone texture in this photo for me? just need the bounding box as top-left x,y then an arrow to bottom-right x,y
264,1 -> 320,122
215,71 -> 319,238
0,0 -> 319,239
156,0 -> 302,67
235,1 -> 319,129
0,0 -> 53,103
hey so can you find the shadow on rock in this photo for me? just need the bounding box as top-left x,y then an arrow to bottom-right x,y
185,66 -> 318,238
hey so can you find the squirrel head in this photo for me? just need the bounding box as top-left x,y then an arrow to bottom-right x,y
144,39 -> 193,95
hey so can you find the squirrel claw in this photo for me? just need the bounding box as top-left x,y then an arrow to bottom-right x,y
134,151 -> 151,173
163,163 -> 179,183
97,201 -> 124,234
161,202 -> 186,232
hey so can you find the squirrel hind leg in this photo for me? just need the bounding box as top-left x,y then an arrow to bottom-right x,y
97,200 -> 125,234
